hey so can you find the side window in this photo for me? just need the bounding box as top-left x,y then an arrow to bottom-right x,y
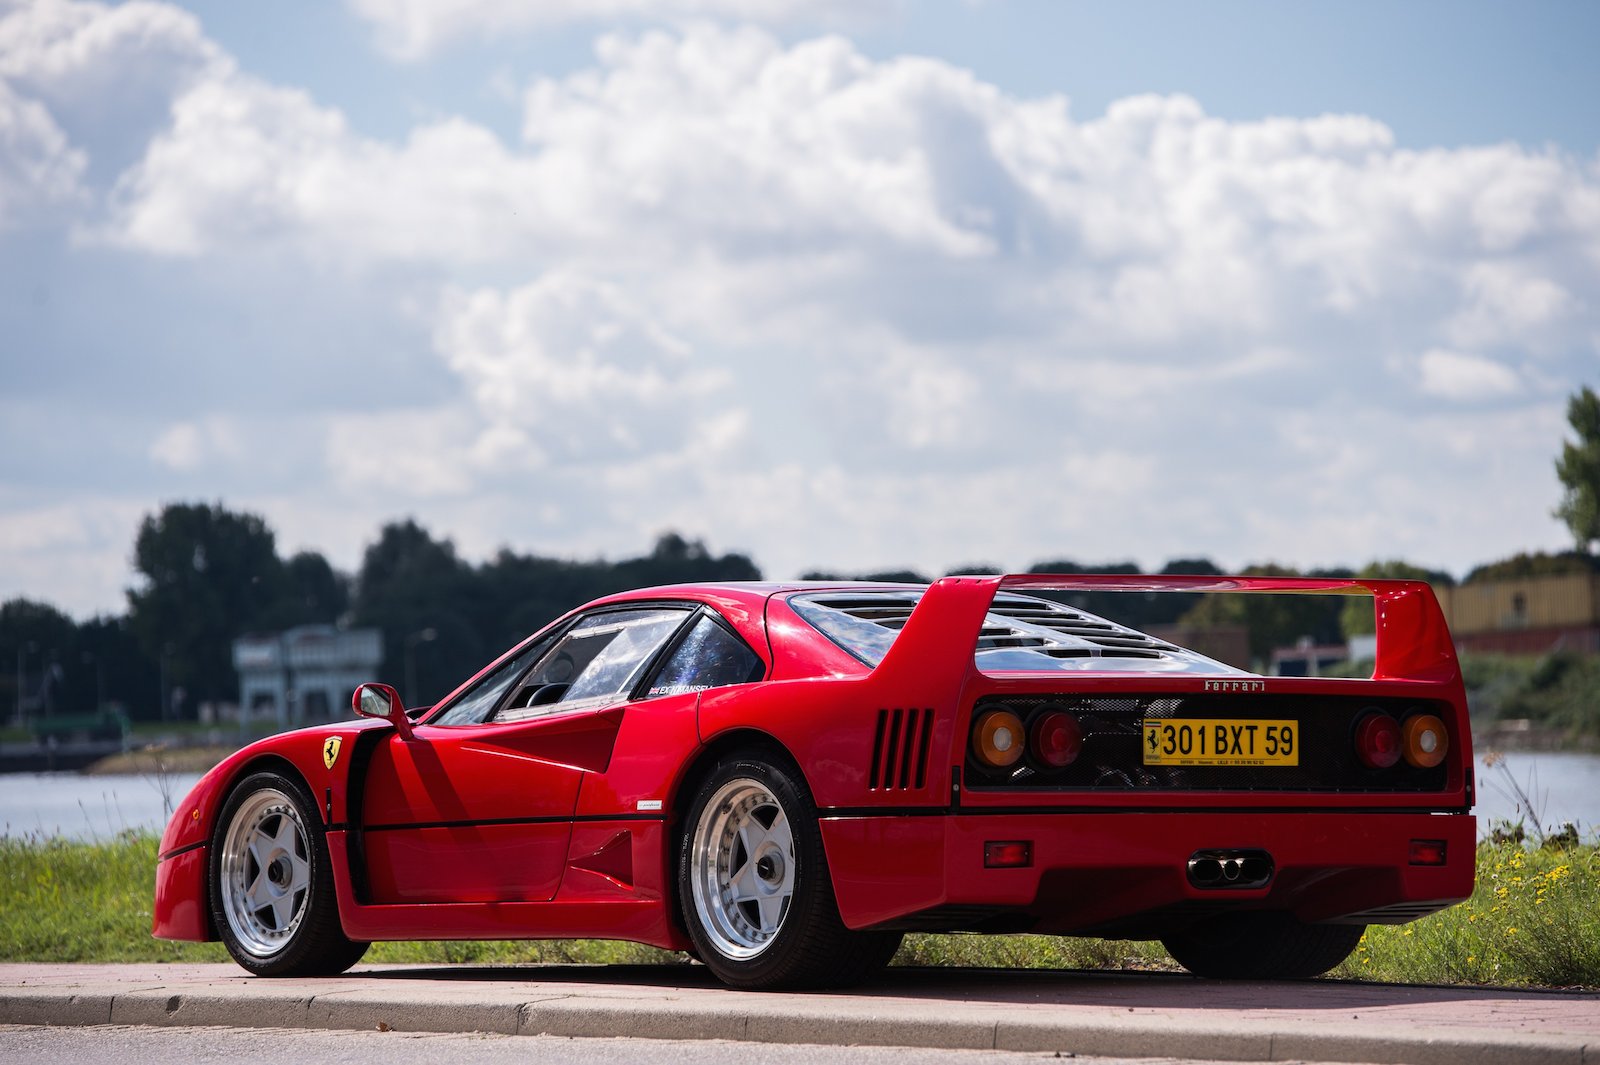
427,634 -> 554,727
497,608 -> 689,722
644,614 -> 764,700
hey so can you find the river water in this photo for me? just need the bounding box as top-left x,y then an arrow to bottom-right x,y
2,750 -> 1597,843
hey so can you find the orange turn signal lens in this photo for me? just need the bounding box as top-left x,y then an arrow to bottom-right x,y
972,708 -> 1025,769
1402,714 -> 1448,769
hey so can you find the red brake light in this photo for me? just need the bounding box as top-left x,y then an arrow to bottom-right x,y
1030,709 -> 1083,768
1355,712 -> 1402,769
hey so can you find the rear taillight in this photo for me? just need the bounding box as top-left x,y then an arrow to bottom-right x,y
1355,711 -> 1402,769
1402,713 -> 1448,769
971,708 -> 1025,769
1029,708 -> 1083,768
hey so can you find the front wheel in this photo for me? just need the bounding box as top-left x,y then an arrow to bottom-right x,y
1161,912 -> 1364,980
210,771 -> 369,976
679,754 -> 901,990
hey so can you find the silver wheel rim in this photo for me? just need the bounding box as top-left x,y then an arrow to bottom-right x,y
690,777 -> 795,960
219,788 -> 312,957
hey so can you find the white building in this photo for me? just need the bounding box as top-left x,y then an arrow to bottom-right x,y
233,626 -> 382,729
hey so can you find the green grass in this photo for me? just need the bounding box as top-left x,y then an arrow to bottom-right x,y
3,832 -> 1595,987
1333,841 -> 1600,987
0,832 -> 226,963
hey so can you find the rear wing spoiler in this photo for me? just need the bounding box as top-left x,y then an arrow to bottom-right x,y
872,573 -> 1459,688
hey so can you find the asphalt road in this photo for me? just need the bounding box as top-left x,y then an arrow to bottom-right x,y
3,963 -> 1596,1065
0,1024 -> 1251,1065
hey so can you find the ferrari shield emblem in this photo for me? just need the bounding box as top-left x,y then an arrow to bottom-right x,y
323,736 -> 342,769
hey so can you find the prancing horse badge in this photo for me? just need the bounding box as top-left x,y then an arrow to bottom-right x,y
323,736 -> 342,769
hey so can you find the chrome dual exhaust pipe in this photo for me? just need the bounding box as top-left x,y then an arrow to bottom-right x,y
1187,849 -> 1273,890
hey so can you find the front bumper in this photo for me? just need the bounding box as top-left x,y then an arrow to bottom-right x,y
820,809 -> 1476,934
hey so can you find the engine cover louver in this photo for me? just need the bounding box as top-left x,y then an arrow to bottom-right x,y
871,707 -> 934,790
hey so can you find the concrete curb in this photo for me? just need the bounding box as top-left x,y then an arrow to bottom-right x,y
2,965 -> 1594,1065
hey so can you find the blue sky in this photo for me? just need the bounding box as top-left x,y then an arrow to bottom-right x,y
2,0 -> 1598,617
181,1 -> 1600,151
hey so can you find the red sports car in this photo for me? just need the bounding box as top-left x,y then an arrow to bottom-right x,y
153,574 -> 1475,989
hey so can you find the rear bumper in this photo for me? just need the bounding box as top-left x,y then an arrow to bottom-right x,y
820,809 -> 1476,934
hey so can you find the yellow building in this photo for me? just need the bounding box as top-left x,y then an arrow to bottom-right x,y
1438,572 -> 1600,654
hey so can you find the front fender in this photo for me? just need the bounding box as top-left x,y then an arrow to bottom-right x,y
151,719 -> 392,941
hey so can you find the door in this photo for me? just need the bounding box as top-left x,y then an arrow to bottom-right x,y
359,607 -> 693,904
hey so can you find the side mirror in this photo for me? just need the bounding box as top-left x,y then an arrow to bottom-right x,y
353,682 -> 414,739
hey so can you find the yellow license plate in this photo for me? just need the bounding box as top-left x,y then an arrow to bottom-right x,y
1141,718 -> 1298,766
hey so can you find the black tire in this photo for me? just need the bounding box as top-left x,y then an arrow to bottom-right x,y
1161,912 -> 1364,980
209,770 -> 369,976
678,753 -> 902,990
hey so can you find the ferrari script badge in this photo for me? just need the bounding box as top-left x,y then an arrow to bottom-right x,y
323,736 -> 342,769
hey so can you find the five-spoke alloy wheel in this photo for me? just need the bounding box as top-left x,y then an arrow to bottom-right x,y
209,771 -> 368,976
218,786 -> 313,957
679,753 -> 901,990
689,777 -> 796,959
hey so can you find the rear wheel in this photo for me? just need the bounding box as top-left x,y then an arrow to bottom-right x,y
1161,912 -> 1364,980
679,754 -> 901,990
210,770 -> 369,976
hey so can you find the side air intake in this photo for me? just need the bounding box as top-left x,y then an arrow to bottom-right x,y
871,707 -> 934,790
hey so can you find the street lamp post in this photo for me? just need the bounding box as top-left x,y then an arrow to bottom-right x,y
403,628 -> 437,708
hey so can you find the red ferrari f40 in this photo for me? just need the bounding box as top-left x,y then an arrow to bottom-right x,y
154,575 -> 1475,989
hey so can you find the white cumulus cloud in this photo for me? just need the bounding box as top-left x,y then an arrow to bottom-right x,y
1417,349 -> 1524,401
5,10 -> 1600,612
345,0 -> 899,60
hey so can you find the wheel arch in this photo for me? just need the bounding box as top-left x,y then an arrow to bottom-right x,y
213,753 -> 316,818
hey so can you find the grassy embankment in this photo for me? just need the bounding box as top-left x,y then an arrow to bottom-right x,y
2,832 -> 1595,988
1460,652 -> 1600,751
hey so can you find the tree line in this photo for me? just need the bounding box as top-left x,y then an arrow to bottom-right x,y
5,385 -> 1599,724
1,500 -> 1589,725
1,504 -> 759,723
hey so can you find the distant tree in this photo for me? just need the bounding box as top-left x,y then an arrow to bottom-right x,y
126,503 -> 288,714
352,527 -> 765,705
1463,550 -> 1600,584
614,534 -> 763,589
74,614 -> 157,719
1,599 -> 80,719
352,520 -> 481,705
1555,386 -> 1600,552
274,551 -> 350,627
799,568 -> 932,583
1340,560 -> 1457,637
1178,564 -> 1346,664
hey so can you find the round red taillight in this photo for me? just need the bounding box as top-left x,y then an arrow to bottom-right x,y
1355,712 -> 1402,769
1402,713 -> 1448,769
972,708 -> 1026,769
1030,709 -> 1083,768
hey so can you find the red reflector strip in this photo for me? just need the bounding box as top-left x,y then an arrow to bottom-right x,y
984,840 -> 1031,868
1409,839 -> 1447,866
